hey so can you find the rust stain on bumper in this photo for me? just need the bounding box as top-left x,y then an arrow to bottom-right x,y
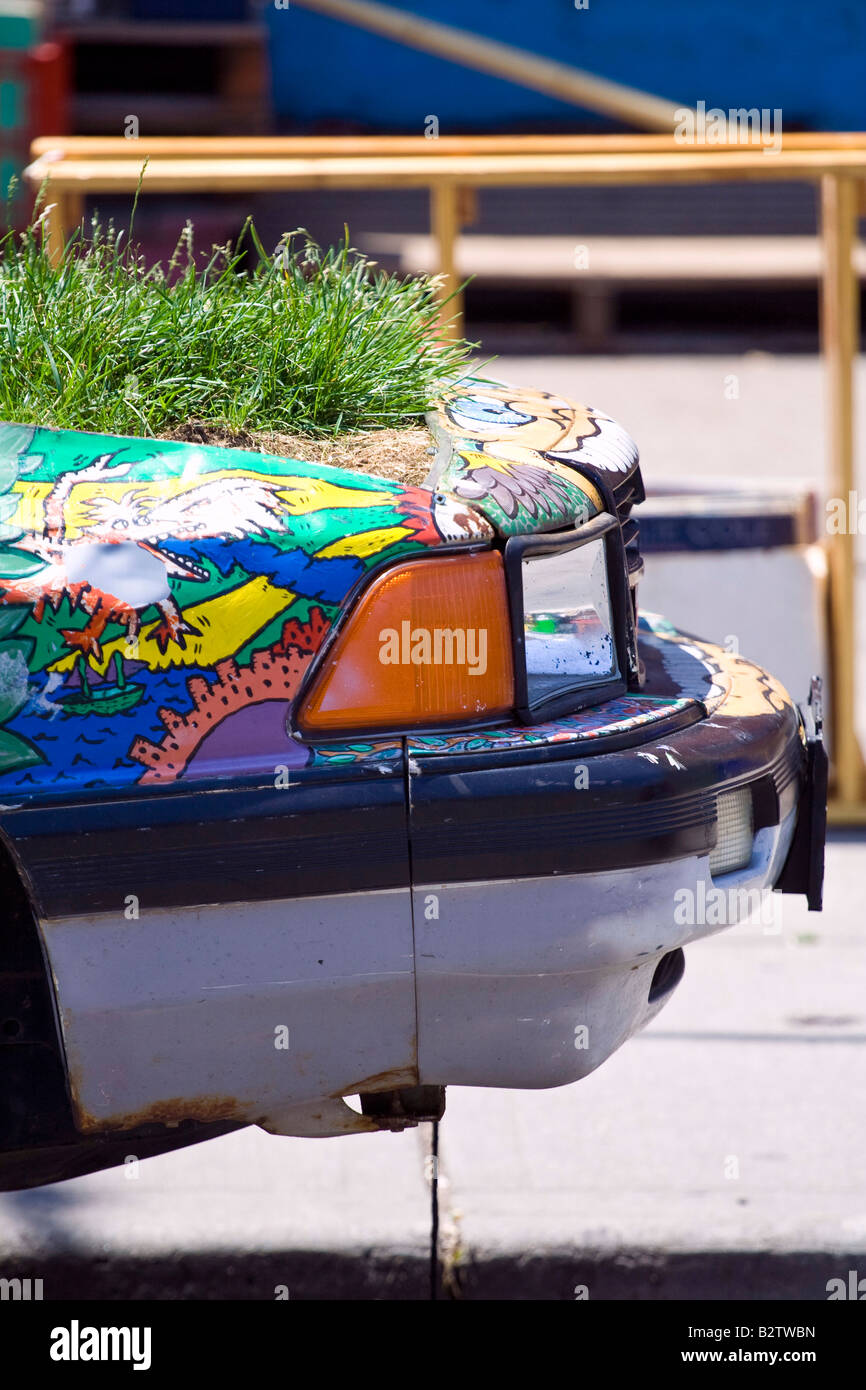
330,1063 -> 418,1099
73,1092 -> 244,1135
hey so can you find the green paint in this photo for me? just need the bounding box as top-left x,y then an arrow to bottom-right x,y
0,78 -> 22,127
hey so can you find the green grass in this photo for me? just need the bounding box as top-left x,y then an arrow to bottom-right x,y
0,207 -> 475,438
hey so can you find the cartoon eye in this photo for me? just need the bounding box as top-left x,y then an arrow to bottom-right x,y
112,518 -> 129,530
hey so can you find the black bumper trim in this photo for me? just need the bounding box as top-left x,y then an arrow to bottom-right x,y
0,685 -> 813,914
1,776 -> 411,919
775,679 -> 828,911
407,702 -> 805,886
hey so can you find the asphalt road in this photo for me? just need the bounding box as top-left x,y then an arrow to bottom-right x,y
1,354 -> 864,1299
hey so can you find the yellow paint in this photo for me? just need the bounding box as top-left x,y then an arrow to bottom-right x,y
10,480 -> 51,533
276,476 -> 396,513
12,467 -> 397,538
49,574 -> 294,675
439,384 -> 599,454
316,525 -> 410,559
689,642 -> 792,718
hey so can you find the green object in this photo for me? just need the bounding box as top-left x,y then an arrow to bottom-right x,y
0,7 -> 35,226
0,159 -> 19,205
0,548 -> 47,579
0,79 -> 23,129
438,441 -> 597,538
0,725 -> 40,773
61,681 -> 147,718
0,14 -> 37,52
532,615 -> 557,633
61,653 -> 146,717
0,222 -> 475,438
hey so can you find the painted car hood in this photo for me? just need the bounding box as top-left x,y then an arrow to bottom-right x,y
0,382 -> 641,801
0,420 -> 490,795
431,381 -> 640,535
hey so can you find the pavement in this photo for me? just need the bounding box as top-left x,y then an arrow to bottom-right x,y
485,352 -> 861,488
1,354 -> 864,1300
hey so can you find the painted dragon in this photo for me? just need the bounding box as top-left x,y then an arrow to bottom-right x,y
1,453 -> 288,659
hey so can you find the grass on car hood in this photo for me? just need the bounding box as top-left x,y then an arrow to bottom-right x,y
0,207 -> 475,451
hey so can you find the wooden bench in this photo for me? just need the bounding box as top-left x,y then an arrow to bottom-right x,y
24,139 -> 866,299
360,232 -> 866,346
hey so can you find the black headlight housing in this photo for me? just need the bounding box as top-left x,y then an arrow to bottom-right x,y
504,462 -> 644,724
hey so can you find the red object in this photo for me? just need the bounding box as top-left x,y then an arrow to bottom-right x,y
27,41 -> 69,140
0,41 -> 69,226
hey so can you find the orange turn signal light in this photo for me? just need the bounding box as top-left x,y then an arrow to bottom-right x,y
296,550 -> 514,734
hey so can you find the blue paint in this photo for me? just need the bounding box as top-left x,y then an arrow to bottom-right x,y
5,666 -> 195,795
167,532 -> 366,602
265,0 -> 866,132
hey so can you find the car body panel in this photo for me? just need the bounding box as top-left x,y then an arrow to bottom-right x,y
43,887 -> 418,1135
412,812 -> 796,1091
429,382 -> 639,536
17,625 -> 805,1135
0,420 -> 490,801
0,382 -> 824,1174
4,760 -> 410,917
0,383 -> 639,804
408,627 -> 803,1089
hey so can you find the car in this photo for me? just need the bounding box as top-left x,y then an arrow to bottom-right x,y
0,381 -> 826,1189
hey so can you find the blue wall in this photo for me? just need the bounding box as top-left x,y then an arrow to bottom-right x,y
265,0 -> 866,132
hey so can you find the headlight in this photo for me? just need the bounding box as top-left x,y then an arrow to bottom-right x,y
505,512 -> 632,722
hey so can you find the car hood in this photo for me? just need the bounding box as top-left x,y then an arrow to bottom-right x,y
0,383 -> 640,800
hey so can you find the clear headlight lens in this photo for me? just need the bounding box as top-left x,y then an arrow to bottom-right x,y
523,536 -> 619,698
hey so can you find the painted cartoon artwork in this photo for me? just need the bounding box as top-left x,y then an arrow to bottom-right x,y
305,695 -> 699,767
0,423 -> 490,798
635,613 -> 795,723
404,694 -> 696,758
0,386 -> 785,803
431,382 -> 640,537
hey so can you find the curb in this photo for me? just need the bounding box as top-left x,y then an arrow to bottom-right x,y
4,1248 -> 859,1301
